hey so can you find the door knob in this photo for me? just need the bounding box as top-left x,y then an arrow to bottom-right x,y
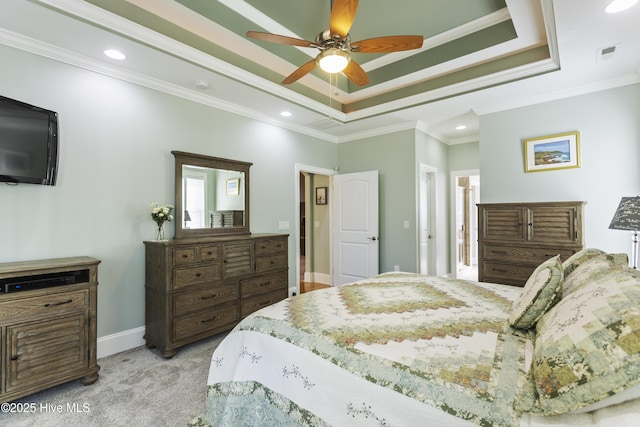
367,236 -> 378,241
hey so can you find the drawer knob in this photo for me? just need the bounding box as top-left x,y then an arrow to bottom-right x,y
195,272 -> 201,277
10,355 -> 19,361
201,294 -> 217,300
182,254 -> 188,258
44,299 -> 73,307
259,281 -> 271,287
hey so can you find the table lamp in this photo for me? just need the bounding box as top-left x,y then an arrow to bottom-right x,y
609,196 -> 640,269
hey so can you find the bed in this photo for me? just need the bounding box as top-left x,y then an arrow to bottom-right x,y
190,249 -> 640,426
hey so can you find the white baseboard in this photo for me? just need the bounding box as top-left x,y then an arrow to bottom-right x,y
304,271 -> 331,285
313,272 -> 331,285
97,326 -> 146,359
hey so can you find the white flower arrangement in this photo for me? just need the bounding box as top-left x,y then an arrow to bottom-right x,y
150,202 -> 174,226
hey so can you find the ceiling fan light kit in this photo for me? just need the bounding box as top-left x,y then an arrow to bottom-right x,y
317,48 -> 350,73
246,0 -> 423,86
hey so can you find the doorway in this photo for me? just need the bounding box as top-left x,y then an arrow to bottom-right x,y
294,164 -> 336,295
451,171 -> 480,281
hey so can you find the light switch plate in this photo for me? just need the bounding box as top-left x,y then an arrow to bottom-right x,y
278,221 -> 290,230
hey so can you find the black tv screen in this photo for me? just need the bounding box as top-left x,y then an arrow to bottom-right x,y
0,95 -> 58,185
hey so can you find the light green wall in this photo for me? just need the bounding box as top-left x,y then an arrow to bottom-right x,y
0,44 -> 337,337
479,84 -> 640,255
448,141 -> 480,171
311,174 -> 330,275
337,130 -> 420,272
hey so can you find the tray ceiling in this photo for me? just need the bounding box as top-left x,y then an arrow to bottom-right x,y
1,1 -> 639,143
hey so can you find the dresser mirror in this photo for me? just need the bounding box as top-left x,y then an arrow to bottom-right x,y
172,151 -> 252,239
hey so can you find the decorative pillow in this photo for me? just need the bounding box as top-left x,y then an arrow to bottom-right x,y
508,255 -> 563,330
562,253 -> 629,296
562,248 -> 605,280
525,267 -> 640,415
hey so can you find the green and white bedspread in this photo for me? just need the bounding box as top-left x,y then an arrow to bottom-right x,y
191,272 -> 534,426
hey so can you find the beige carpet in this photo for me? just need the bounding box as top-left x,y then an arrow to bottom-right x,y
0,333 -> 225,427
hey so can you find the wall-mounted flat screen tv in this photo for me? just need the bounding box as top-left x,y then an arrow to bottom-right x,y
0,95 -> 58,185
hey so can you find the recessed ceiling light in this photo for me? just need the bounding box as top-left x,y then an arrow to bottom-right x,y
456,125 -> 467,130
606,0 -> 638,13
280,111 -> 292,117
104,49 -> 126,60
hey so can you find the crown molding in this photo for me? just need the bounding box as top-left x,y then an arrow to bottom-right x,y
473,73 -> 640,116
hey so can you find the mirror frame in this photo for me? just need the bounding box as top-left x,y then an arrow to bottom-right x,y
172,151 -> 252,239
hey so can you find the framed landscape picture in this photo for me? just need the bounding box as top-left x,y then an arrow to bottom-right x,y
524,131 -> 580,173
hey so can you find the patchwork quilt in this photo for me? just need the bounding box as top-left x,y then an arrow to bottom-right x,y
191,273 -> 533,426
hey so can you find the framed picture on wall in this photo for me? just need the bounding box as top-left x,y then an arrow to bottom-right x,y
524,131 -> 580,173
315,187 -> 327,205
226,178 -> 240,195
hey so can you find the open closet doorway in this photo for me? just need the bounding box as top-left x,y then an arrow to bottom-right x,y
451,171 -> 480,281
295,164 -> 336,295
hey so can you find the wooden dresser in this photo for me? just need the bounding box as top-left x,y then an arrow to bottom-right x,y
478,201 -> 584,286
144,233 -> 288,358
0,256 -> 100,402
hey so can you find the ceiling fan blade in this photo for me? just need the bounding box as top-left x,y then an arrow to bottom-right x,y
351,35 -> 424,53
343,60 -> 369,86
282,59 -> 317,84
246,31 -> 315,48
329,0 -> 359,38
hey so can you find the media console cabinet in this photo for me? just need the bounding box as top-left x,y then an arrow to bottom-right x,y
0,256 -> 100,402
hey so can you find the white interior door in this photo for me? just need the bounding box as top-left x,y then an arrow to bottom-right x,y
332,171 -> 379,285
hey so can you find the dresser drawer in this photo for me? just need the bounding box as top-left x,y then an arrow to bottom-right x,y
173,245 -> 221,266
241,272 -> 287,298
173,248 -> 196,265
482,262 -> 535,286
241,290 -> 287,317
199,245 -> 221,262
173,264 -> 221,290
0,289 -> 89,323
482,244 -> 575,264
256,254 -> 287,273
255,238 -> 287,255
173,283 -> 238,315
173,304 -> 239,341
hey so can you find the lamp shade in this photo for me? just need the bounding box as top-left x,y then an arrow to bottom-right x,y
609,196 -> 640,231
184,210 -> 192,221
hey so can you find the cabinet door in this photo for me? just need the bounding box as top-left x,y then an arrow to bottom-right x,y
222,242 -> 254,277
479,206 -> 526,241
5,313 -> 88,394
529,205 -> 581,244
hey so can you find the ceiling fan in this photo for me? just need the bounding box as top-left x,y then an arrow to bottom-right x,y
246,0 -> 424,86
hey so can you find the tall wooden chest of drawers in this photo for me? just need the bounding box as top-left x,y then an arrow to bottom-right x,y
144,234 -> 288,358
0,256 -> 100,402
478,201 -> 584,286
